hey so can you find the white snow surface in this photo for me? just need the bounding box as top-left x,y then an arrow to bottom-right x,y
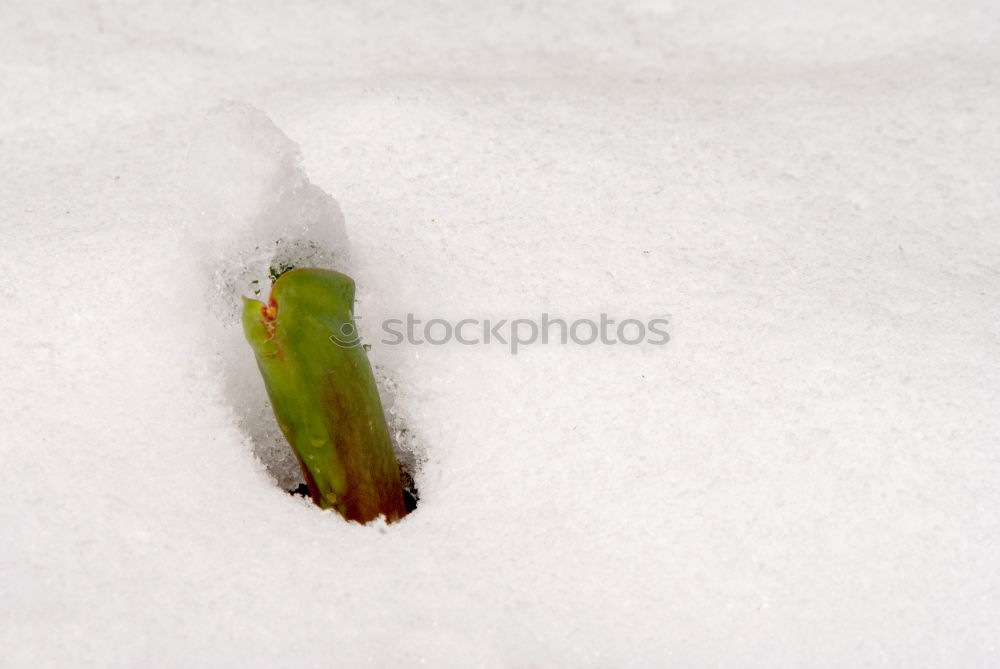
2,1 -> 1000,666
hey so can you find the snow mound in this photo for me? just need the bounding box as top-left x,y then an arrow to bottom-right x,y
186,101 -> 352,490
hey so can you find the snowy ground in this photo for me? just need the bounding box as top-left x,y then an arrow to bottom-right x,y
3,1 -> 999,666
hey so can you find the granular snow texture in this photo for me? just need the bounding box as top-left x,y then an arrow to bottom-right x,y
1,1 -> 999,667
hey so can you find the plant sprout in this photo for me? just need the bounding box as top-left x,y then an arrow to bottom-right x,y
242,268 -> 409,523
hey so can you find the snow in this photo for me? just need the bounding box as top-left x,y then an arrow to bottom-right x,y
2,0 -> 999,666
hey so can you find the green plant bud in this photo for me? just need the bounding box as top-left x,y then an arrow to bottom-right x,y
242,268 -> 409,523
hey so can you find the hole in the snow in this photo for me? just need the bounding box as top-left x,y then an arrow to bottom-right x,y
399,468 -> 420,513
287,463 -> 419,513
